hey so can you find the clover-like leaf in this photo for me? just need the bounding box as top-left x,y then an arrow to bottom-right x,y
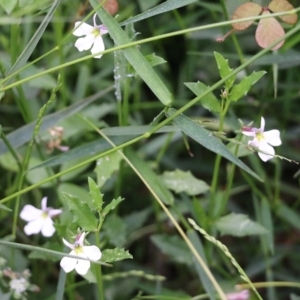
232,2 -> 262,31
255,10 -> 285,50
268,0 -> 298,24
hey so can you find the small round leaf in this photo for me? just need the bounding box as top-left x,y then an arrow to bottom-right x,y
268,0 -> 298,24
232,2 -> 262,30
255,10 -> 285,50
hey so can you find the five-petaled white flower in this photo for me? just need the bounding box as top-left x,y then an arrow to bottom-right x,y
242,117 -> 281,162
20,197 -> 62,237
73,14 -> 108,58
60,232 -> 102,275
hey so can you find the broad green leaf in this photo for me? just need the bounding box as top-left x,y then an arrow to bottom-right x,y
0,88 -> 113,156
102,196 -> 124,217
102,214 -> 127,247
120,0 -> 198,26
229,71 -> 266,101
215,213 -> 268,236
231,2 -> 262,30
151,234 -> 193,265
88,177 -> 103,212
0,0 -> 18,14
95,151 -> 123,188
161,169 -> 210,196
185,82 -> 220,113
101,248 -> 132,263
127,150 -> 174,205
167,108 -> 262,181
89,2 -> 173,106
124,208 -> 151,232
60,157 -> 92,182
214,52 -> 236,90
62,193 -> 98,231
277,202 -> 300,231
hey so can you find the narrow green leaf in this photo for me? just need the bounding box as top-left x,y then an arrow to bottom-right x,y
0,0 -> 18,14
277,202 -> 300,231
89,2 -> 173,106
229,71 -> 266,101
102,197 -> 124,217
88,177 -> 103,212
62,193 -> 98,231
161,169 -> 210,195
214,52 -> 236,90
259,199 -> 274,254
95,151 -> 123,188
184,82 -> 220,113
127,150 -> 174,205
120,0 -> 198,26
215,213 -> 268,236
0,203 -> 12,212
167,108 -> 262,181
101,248 -> 132,263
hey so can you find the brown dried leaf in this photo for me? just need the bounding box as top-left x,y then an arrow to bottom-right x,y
268,0 -> 298,24
255,10 -> 285,50
232,2 -> 262,30
102,0 -> 119,15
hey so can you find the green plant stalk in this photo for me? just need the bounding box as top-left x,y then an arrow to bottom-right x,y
237,281 -> 300,290
1,23 -> 300,204
1,8 -> 299,91
94,232 -> 105,300
83,119 -> 228,300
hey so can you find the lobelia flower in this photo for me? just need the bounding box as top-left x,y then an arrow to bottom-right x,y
73,14 -> 108,58
226,289 -> 249,300
242,117 -> 281,162
60,232 -> 102,275
20,197 -> 62,237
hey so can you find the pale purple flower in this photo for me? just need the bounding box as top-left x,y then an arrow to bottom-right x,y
60,232 -> 102,275
73,14 -> 108,58
242,117 -> 281,162
226,290 -> 250,300
20,197 -> 62,237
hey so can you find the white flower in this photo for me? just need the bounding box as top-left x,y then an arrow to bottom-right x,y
242,117 -> 281,162
73,14 -> 108,58
20,197 -> 62,237
226,289 -> 249,300
60,232 -> 102,275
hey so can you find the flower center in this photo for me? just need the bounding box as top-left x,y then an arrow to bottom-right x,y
74,245 -> 84,255
92,28 -> 101,37
255,132 -> 264,141
41,211 -> 49,219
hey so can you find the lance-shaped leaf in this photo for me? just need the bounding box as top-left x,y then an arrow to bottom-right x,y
88,177 -> 103,212
268,0 -> 298,25
255,10 -> 285,50
166,108 -> 262,181
232,2 -> 262,30
229,70 -> 266,101
89,1 -> 173,106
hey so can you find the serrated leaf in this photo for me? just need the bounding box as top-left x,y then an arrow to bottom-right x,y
101,248 -> 132,263
215,213 -> 268,236
231,2 -> 262,30
102,214 -> 127,247
255,11 -> 285,50
95,151 -> 123,188
161,169 -> 210,196
214,52 -> 236,90
229,71 -> 266,101
102,196 -> 124,216
167,108 -> 262,181
88,177 -> 103,212
268,0 -> 298,24
62,193 -> 98,231
184,82 -> 220,113
151,234 -> 193,265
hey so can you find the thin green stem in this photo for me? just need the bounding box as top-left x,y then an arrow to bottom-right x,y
94,233 -> 104,300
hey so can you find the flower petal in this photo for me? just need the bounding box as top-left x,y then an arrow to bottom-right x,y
75,35 -> 95,52
41,217 -> 55,237
41,197 -> 48,211
75,257 -> 90,275
259,117 -> 265,132
62,238 -> 75,250
258,140 -> 275,162
20,205 -> 42,221
77,232 -> 86,246
24,217 -> 44,235
48,208 -> 63,217
83,246 -> 102,261
90,35 -> 105,58
263,129 -> 281,146
242,131 -> 256,137
60,253 -> 78,273
73,22 -> 93,37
